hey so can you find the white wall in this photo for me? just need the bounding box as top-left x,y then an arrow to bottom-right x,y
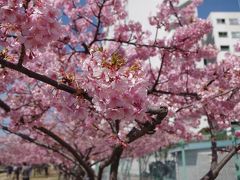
207,12 -> 240,61
127,0 -> 162,38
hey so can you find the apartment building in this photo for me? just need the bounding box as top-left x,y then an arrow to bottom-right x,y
204,12 -> 240,64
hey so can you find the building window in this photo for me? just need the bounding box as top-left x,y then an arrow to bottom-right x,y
203,59 -> 208,65
217,18 -> 225,24
229,18 -> 240,25
220,45 -> 230,51
204,59 -> 216,66
218,32 -> 228,38
232,32 -> 240,39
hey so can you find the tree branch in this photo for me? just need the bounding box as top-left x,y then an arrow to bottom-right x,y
100,107 -> 167,180
0,57 -> 92,102
204,107 -> 218,169
88,0 -> 107,48
0,102 -> 94,178
1,125 -> 74,163
97,145 -> 123,180
97,38 -> 173,50
148,54 -> 165,94
23,0 -> 31,10
201,144 -> 240,180
35,126 -> 95,180
126,106 -> 168,143
0,99 -> 10,113
148,89 -> 201,100
18,44 -> 26,66
169,1 -> 183,27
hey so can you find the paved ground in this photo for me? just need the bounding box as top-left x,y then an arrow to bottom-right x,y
0,173 -> 58,180
0,169 -> 58,180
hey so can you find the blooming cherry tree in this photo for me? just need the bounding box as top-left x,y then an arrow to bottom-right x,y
0,0 -> 240,179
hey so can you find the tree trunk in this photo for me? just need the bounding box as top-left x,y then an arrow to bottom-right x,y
109,146 -> 123,180
97,165 -> 104,180
201,144 -> 240,180
36,127 -> 95,180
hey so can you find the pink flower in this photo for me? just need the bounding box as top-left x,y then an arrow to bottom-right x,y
235,131 -> 240,138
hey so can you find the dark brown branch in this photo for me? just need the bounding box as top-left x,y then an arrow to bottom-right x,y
204,69 -> 230,90
6,34 -> 17,38
227,87 -> 240,100
101,106 -> 167,180
0,99 -> 10,112
35,126 -> 95,180
201,144 -> 240,180
208,120 -> 218,169
148,54 -> 165,94
169,1 -> 183,27
148,89 -> 201,100
77,14 -> 98,27
18,44 -> 26,66
0,102 -> 94,178
1,125 -> 74,163
205,79 -> 216,89
23,0 -> 31,10
97,38 -> 173,50
88,0 -> 107,48
126,106 -> 168,143
0,57 -> 92,102
109,145 -> 123,180
84,147 -> 94,161
204,106 -> 218,170
82,43 -> 90,54
97,145 -> 123,180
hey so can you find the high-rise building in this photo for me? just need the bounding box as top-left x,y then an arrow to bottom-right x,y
204,12 -> 240,64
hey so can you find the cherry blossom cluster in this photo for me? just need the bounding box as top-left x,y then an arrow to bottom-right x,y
1,0 -> 240,178
80,48 -> 150,123
0,0 -> 63,49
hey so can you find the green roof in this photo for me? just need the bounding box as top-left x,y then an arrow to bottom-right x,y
169,139 -> 240,153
